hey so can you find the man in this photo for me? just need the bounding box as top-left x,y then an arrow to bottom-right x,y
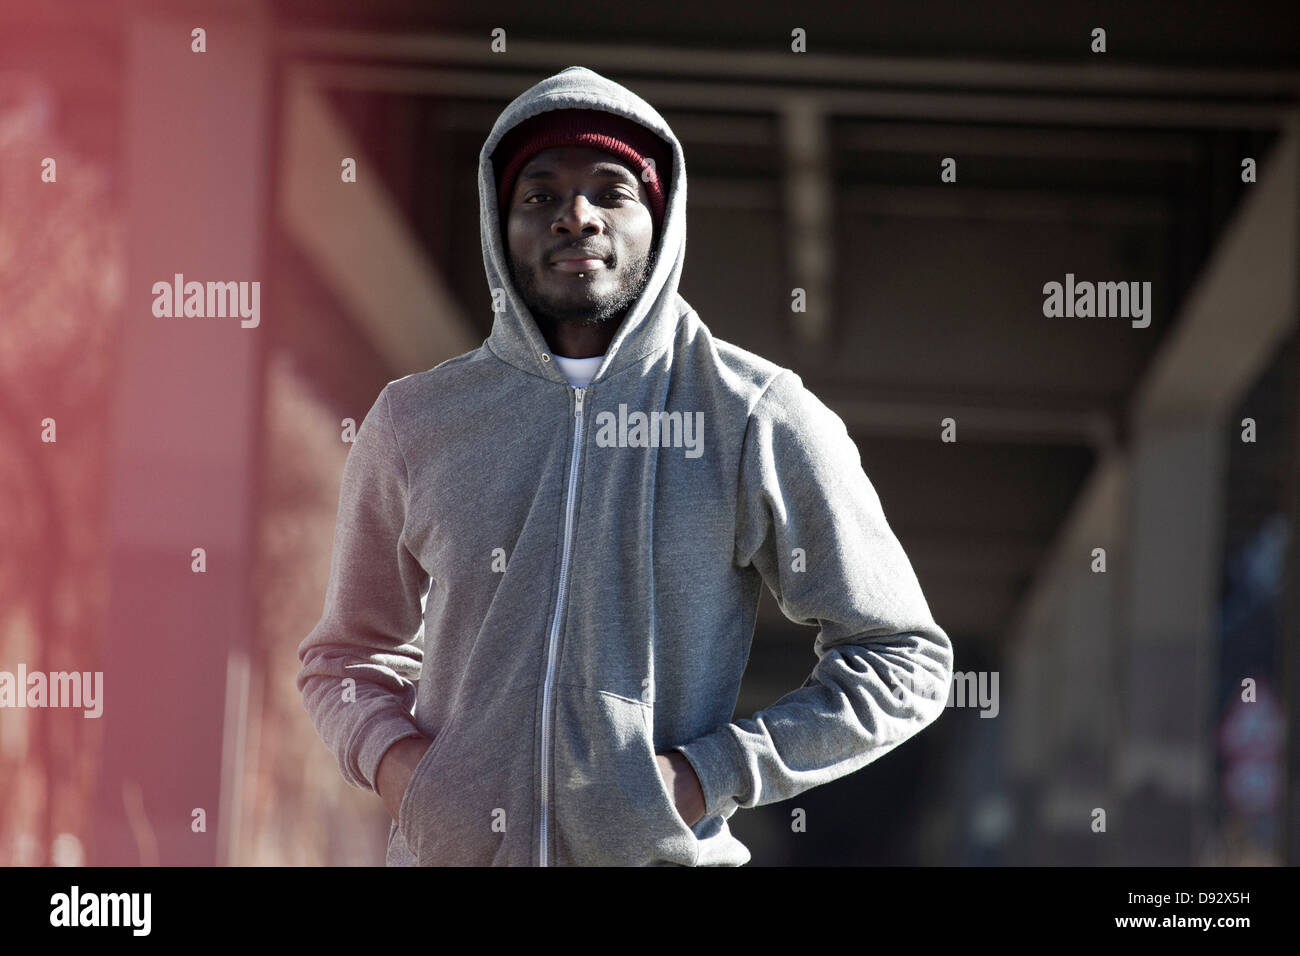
297,65 -> 953,867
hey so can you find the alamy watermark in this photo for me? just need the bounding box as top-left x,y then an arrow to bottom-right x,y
50,886 -> 150,936
594,404 -> 704,459
0,665 -> 102,718
151,273 -> 260,328
1042,273 -> 1150,328
894,668 -> 999,718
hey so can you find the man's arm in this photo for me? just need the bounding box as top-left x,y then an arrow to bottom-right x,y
296,386 -> 430,799
674,370 -> 954,820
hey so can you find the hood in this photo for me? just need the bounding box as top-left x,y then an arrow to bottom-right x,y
478,65 -> 688,387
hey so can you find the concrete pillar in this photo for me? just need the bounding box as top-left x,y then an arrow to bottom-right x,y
779,96 -> 831,349
1005,453 -> 1125,862
1116,417 -> 1225,863
92,5 -> 270,865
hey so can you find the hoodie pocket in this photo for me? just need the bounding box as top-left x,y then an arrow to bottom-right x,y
395,713 -> 459,855
395,686 -> 534,866
551,688 -> 700,866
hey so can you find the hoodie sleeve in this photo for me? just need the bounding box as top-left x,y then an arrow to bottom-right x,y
296,385 -> 429,794
674,370 -> 954,819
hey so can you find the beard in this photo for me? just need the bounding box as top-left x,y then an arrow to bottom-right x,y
510,244 -> 658,330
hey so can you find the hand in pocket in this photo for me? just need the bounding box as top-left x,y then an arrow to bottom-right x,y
655,751 -> 706,827
377,736 -> 434,824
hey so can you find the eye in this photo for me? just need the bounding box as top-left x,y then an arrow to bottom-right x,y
521,189 -> 633,205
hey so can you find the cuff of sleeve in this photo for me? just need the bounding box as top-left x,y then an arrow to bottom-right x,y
357,715 -> 425,793
674,723 -> 748,819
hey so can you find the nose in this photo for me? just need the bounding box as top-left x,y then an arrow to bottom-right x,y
552,192 -> 604,237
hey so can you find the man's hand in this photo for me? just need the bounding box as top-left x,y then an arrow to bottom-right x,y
376,736 -> 433,824
656,751 -> 706,827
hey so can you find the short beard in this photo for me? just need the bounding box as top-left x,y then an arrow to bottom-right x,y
510,245 -> 658,331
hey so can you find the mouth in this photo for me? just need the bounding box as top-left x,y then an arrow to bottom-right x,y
550,258 -> 607,274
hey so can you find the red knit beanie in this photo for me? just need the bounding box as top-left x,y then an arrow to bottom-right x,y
494,108 -> 671,229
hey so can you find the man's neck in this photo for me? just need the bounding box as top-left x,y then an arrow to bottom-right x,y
535,314 -> 625,358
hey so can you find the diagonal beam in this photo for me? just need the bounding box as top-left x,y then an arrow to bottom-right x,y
278,65 -> 479,375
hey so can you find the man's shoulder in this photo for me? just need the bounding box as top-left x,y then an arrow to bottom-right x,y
681,317 -> 840,435
378,343 -> 496,413
690,324 -> 804,412
709,335 -> 785,380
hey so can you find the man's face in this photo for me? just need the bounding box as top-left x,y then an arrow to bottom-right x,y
504,145 -> 658,328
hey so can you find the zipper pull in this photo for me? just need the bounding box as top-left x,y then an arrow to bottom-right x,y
574,387 -> 585,418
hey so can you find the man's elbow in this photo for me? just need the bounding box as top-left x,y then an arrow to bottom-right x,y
899,624 -> 954,727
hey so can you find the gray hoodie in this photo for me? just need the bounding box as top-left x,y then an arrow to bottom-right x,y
296,65 -> 954,867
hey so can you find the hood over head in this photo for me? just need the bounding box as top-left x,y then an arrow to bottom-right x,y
478,65 -> 688,387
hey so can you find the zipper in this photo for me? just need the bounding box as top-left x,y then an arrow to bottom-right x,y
538,385 -> 585,866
